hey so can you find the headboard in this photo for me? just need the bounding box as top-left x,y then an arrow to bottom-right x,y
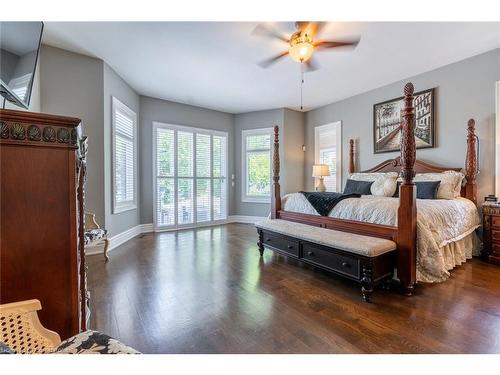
348,119 -> 478,204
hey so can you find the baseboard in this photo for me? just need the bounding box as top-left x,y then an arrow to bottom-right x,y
228,215 -> 266,224
85,216 -> 265,256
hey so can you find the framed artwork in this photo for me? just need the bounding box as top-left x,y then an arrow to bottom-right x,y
373,88 -> 435,153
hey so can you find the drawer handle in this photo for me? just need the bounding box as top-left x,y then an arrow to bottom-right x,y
266,238 -> 271,241
287,245 -> 293,249
307,251 -> 314,256
341,261 -> 351,268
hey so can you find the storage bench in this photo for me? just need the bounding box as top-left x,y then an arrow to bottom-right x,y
255,219 -> 397,302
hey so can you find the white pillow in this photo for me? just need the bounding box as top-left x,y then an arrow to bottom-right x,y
370,175 -> 398,197
350,172 -> 398,182
413,171 -> 464,199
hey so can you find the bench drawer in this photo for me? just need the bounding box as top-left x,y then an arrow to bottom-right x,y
261,231 -> 299,257
302,244 -> 360,279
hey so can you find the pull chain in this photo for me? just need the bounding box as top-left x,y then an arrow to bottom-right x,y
300,65 -> 304,111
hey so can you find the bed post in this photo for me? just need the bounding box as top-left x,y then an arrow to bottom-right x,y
348,139 -> 355,174
271,125 -> 281,219
397,82 -> 417,296
465,119 -> 478,205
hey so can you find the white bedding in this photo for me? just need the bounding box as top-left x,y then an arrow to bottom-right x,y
282,193 -> 481,283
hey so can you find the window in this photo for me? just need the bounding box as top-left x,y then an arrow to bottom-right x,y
112,97 -> 137,213
314,122 -> 342,192
242,128 -> 273,203
154,122 -> 228,229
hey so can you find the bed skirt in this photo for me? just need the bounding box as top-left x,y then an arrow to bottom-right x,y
417,230 -> 480,283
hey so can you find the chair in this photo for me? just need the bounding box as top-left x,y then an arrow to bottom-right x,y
0,299 -> 61,353
0,299 -> 140,354
85,212 -> 110,261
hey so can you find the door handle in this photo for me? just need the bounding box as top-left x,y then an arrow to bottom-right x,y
307,251 -> 314,256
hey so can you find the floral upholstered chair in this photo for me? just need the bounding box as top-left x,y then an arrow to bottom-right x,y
85,212 -> 110,261
0,299 -> 139,354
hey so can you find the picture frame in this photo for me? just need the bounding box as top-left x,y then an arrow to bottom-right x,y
373,88 -> 435,154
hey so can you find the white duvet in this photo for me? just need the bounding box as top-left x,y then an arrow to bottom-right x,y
282,193 -> 481,282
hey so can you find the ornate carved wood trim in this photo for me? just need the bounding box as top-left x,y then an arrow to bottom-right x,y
397,82 -> 417,296
0,120 -> 79,148
271,125 -> 281,219
361,156 -> 462,174
348,139 -> 355,174
465,118 -> 478,205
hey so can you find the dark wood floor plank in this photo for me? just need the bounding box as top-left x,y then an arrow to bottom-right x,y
87,223 -> 500,354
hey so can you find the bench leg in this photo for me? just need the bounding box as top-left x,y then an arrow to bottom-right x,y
257,229 -> 264,256
361,265 -> 373,302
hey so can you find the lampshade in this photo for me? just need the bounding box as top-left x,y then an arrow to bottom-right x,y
312,164 -> 330,178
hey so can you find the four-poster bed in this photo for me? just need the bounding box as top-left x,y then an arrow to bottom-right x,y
265,82 -> 479,295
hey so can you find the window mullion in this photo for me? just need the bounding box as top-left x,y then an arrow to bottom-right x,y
210,134 -> 214,222
193,132 -> 197,225
174,129 -> 178,227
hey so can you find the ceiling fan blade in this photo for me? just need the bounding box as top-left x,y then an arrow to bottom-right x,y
314,39 -> 360,50
257,51 -> 289,68
296,22 -> 327,37
304,56 -> 320,72
251,23 -> 289,43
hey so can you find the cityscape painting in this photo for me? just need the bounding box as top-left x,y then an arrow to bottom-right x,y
373,88 -> 435,153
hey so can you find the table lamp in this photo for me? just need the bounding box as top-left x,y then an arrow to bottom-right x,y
312,164 -> 330,192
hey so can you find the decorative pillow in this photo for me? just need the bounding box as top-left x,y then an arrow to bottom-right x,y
393,181 -> 441,199
55,330 -> 140,354
344,179 -> 373,195
349,172 -> 398,182
0,341 -> 15,354
370,175 -> 398,197
413,171 -> 464,199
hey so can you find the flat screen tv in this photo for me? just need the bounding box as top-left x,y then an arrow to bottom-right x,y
0,22 -> 43,109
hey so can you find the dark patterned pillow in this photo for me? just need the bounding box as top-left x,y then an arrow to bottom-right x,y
393,181 -> 441,199
343,179 -> 373,195
55,330 -> 140,354
0,341 -> 15,354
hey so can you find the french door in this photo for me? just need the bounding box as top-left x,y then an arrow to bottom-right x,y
153,122 -> 228,230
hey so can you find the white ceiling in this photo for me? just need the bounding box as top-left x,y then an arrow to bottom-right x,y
42,22 -> 500,114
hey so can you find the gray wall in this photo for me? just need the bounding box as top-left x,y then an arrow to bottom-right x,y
305,48 -> 500,202
283,109 -> 305,195
233,109 -> 284,217
139,96 -> 234,224
103,63 -> 141,236
40,45 -> 105,224
232,108 -> 306,217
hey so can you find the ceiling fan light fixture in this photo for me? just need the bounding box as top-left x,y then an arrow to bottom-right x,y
288,32 -> 314,63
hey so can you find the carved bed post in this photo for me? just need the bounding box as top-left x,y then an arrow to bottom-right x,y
397,82 -> 417,296
348,139 -> 355,174
465,119 -> 478,205
271,125 -> 281,219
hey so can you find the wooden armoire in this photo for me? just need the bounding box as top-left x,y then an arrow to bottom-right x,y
0,109 -> 88,340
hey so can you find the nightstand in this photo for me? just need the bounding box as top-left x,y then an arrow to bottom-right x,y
482,202 -> 500,266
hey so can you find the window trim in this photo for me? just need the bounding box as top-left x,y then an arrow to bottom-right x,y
112,97 -> 138,214
152,121 -> 229,231
314,121 -> 342,192
241,127 -> 273,204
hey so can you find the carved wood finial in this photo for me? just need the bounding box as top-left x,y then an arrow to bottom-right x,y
273,125 -> 280,182
348,139 -> 355,174
465,118 -> 477,204
400,82 -> 416,185
271,125 -> 281,218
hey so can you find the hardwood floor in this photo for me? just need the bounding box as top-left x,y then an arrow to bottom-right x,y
87,223 -> 500,354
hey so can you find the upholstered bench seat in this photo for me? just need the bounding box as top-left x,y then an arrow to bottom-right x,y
255,219 -> 396,257
255,219 -> 397,302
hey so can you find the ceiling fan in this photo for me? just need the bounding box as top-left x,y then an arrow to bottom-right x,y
253,22 -> 360,71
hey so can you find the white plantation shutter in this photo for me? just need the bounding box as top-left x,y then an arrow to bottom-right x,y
112,97 -> 137,213
242,128 -> 272,202
154,123 -> 227,229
